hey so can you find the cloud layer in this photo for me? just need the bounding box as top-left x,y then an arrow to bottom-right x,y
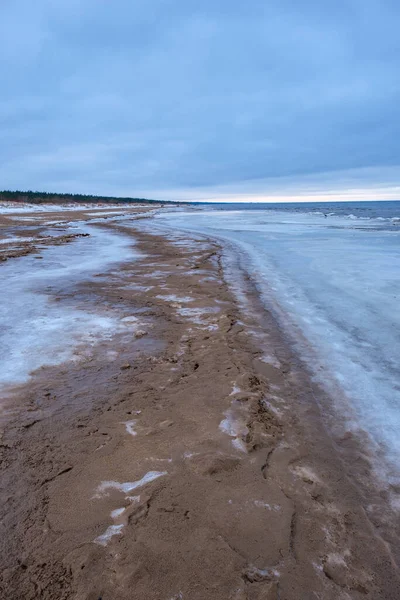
1,0 -> 399,201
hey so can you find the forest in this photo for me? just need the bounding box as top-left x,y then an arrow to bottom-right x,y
0,190 -> 160,205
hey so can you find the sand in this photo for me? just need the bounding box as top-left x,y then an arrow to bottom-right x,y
0,207 -> 400,599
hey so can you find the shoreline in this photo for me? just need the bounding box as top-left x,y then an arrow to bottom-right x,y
1,211 -> 400,598
146,215 -> 400,489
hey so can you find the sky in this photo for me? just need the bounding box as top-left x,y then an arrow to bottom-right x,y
1,0 -> 400,202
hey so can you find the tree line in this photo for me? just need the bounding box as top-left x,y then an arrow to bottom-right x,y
0,190 -> 161,205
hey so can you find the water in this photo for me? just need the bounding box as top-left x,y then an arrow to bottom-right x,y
193,200 -> 400,221
0,224 -> 139,390
152,202 -> 400,482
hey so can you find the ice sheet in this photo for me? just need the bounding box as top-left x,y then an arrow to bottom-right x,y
0,225 -> 139,390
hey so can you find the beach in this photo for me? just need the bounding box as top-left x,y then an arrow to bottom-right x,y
1,205 -> 400,600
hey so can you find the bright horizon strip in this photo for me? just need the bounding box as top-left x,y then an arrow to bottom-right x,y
162,187 -> 400,203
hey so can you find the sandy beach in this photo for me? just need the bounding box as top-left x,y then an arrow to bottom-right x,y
1,206 -> 400,600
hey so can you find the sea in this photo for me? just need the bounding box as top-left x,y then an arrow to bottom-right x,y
153,200 -> 400,482
195,199 -> 400,220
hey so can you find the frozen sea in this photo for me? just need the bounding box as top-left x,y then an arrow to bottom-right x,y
0,223 -> 139,390
153,201 -> 400,482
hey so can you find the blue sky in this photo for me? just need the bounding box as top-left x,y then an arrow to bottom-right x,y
1,0 -> 399,201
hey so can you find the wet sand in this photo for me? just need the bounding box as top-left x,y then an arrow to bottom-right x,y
1,207 -> 400,599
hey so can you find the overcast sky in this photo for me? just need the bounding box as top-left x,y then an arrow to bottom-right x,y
1,0 -> 399,201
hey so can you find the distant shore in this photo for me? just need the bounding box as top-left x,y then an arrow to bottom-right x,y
0,189 -> 165,205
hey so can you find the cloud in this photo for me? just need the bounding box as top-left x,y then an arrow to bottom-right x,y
0,0 -> 399,200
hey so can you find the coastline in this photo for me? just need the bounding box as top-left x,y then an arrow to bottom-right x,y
1,210 -> 400,599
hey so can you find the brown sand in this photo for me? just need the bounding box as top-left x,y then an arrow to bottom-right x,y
1,209 -> 400,599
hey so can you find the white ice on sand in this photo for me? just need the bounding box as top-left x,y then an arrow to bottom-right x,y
176,306 -> 220,327
0,203 -> 137,215
219,401 -> 249,453
110,507 -> 126,519
121,316 -> 140,325
0,224 -> 139,390
156,294 -> 194,303
230,385 -> 241,396
254,500 -> 281,511
0,236 -> 35,245
95,491 -> 143,545
219,410 -> 248,438
94,471 -> 167,498
93,472 -> 167,546
94,524 -> 124,546
123,420 -> 138,436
